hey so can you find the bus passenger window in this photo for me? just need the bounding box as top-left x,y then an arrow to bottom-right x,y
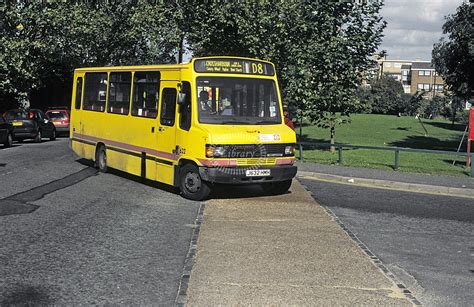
132,71 -> 160,118
179,81 -> 191,131
160,88 -> 177,126
75,77 -> 83,110
108,72 -> 131,115
83,72 -> 108,112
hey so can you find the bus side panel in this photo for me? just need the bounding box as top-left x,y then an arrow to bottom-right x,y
71,140 -> 89,160
106,148 -> 142,178
156,164 -> 174,186
124,116 -> 157,181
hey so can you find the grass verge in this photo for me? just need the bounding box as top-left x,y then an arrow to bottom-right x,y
297,114 -> 469,177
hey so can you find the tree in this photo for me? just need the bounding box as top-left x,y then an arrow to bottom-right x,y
364,76 -> 404,115
184,1 -> 386,148
432,2 -> 474,101
0,1 -> 180,111
425,95 -> 448,119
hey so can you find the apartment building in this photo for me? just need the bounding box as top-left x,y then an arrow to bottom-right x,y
375,59 -> 445,97
410,62 -> 444,98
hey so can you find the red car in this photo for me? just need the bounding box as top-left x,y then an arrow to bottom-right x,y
45,107 -> 70,136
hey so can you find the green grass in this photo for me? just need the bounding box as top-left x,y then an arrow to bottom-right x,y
298,114 -> 470,177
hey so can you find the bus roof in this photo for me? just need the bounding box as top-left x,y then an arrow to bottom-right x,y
74,63 -> 189,72
73,56 -> 274,73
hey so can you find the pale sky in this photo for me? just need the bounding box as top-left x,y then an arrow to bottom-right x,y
379,0 -> 464,61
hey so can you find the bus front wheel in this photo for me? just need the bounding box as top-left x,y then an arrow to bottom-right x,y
179,164 -> 210,201
96,145 -> 108,173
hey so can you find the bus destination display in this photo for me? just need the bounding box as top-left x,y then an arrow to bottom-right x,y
194,59 -> 275,76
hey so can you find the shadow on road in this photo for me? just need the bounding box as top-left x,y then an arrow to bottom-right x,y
75,159 -> 292,200
76,159 -> 181,196
1,284 -> 55,305
0,144 -> 21,150
210,183 -> 291,199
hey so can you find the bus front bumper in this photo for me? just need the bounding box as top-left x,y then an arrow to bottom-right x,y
198,165 -> 297,184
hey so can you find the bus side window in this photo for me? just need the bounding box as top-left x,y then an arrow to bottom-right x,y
160,88 -> 177,126
179,81 -> 191,131
108,72 -> 131,115
83,72 -> 107,112
132,71 -> 160,118
75,77 -> 83,110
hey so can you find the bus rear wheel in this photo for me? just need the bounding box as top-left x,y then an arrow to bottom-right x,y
96,145 -> 108,173
179,164 -> 210,201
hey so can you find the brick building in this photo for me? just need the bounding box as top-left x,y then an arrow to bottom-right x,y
375,59 -> 445,97
410,62 -> 444,98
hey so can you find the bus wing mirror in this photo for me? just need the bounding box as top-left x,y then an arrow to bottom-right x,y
178,92 -> 186,105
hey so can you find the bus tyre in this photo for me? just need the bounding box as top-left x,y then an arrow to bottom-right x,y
179,164 -> 210,201
262,179 -> 292,195
4,133 -> 13,148
96,145 -> 108,173
34,130 -> 42,143
50,129 -> 56,141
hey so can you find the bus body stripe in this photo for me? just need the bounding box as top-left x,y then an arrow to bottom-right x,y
276,158 -> 295,165
197,159 -> 238,167
72,133 -> 294,167
72,132 -> 177,162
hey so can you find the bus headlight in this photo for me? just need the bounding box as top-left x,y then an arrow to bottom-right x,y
284,145 -> 295,156
206,145 -> 226,158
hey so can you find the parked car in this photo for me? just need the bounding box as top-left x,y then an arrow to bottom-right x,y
0,115 -> 14,147
4,109 -> 56,143
46,107 -> 70,136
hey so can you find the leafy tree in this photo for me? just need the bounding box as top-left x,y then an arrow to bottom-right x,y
184,1 -> 386,147
365,76 -> 404,115
398,93 -> 415,115
425,95 -> 448,119
0,1 -> 180,111
432,2 -> 473,101
448,95 -> 466,125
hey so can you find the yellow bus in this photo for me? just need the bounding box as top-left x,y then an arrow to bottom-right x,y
70,57 -> 297,200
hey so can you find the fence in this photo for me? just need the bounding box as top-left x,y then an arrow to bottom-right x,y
296,142 -> 474,177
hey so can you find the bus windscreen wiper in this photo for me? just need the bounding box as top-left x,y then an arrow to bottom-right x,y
254,120 -> 280,124
219,120 -> 250,125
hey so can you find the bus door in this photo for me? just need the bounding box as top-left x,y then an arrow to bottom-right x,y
71,74 -> 84,155
155,81 -> 178,184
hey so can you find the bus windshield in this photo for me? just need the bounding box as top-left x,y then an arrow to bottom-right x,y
196,77 -> 281,125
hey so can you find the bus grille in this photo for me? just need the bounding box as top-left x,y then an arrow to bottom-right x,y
236,158 -> 276,166
219,144 -> 290,158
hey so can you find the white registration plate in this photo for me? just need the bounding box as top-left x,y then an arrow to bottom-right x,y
245,169 -> 271,177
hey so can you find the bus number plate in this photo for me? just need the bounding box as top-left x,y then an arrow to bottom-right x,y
245,169 -> 270,177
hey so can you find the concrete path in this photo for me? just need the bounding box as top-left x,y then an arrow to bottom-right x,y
186,181 -> 411,305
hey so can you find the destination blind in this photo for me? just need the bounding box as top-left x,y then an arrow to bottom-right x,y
194,58 -> 275,76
